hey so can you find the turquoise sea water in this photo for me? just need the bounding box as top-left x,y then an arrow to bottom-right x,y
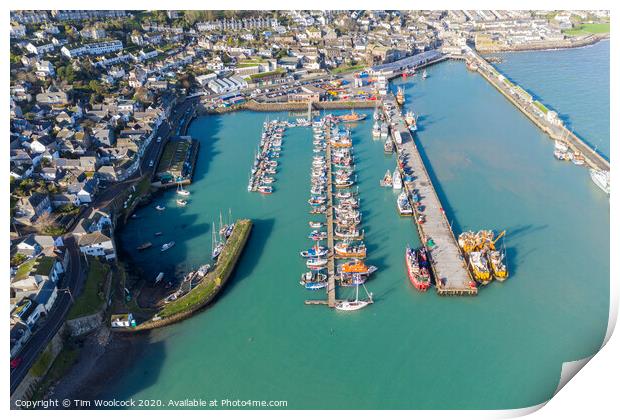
109,50 -> 610,409
494,40 -> 610,159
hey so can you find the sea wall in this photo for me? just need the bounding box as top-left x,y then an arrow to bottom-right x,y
65,311 -> 104,337
115,219 -> 253,332
477,33 -> 608,53
203,99 -> 378,115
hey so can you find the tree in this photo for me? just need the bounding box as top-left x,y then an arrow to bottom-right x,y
11,253 -> 27,267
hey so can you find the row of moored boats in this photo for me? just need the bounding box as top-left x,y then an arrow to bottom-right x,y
300,117 -> 375,311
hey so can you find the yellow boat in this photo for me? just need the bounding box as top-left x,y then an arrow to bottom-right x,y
489,250 -> 508,281
468,251 -> 492,284
458,231 -> 477,253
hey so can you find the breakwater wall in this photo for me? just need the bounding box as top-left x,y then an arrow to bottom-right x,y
470,52 -> 609,172
116,219 -> 253,332
477,33 -> 608,54
202,99 -> 378,115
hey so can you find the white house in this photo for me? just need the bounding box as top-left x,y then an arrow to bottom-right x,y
78,231 -> 116,260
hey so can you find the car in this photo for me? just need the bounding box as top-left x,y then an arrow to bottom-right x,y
157,136 -> 162,143
149,160 -> 154,167
10,357 -> 22,369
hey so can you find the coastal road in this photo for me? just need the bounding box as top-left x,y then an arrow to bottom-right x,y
10,236 -> 83,395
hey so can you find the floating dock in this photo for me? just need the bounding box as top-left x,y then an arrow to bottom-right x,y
383,95 -> 477,296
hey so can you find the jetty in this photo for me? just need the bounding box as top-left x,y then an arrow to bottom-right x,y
325,126 -> 337,307
383,95 -> 477,296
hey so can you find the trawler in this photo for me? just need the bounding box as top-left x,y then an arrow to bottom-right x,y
334,241 -> 367,259
468,251 -> 491,284
338,110 -> 366,123
488,250 -> 508,280
300,243 -> 328,258
589,169 -> 610,195
405,246 -> 431,291
405,111 -> 417,132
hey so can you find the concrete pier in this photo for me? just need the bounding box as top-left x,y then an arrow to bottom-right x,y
383,95 -> 477,296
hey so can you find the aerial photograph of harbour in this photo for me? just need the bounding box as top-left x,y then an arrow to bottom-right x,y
8,6 -> 612,414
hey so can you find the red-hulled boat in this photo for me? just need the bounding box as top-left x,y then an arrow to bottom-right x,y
405,246 -> 431,291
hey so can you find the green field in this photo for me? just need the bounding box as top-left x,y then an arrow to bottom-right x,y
564,23 -> 610,36
331,64 -> 366,75
67,258 -> 109,320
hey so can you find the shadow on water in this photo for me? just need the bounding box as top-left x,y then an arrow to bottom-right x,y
215,218 -> 275,301
413,137 -> 462,233
506,224 -> 548,241
187,113 -> 224,184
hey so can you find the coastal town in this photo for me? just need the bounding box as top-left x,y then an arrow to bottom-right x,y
9,9 -> 610,407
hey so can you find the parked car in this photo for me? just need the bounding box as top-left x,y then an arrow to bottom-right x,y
10,357 -> 22,369
149,160 -> 154,167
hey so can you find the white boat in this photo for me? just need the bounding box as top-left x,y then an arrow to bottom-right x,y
392,169 -> 402,189
372,121 -> 381,138
422,69 -> 428,79
554,140 -> 569,152
177,184 -> 190,197
155,272 -> 164,284
397,191 -> 413,215
155,205 -> 166,211
335,282 -> 373,311
176,199 -> 188,206
161,241 -> 175,252
306,258 -> 328,269
589,169 -> 610,195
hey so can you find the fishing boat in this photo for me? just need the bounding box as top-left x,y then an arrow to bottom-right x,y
372,121 -> 381,138
458,231 -> 477,253
306,258 -> 328,269
335,283 -> 373,311
137,242 -> 152,251
572,152 -> 585,165
335,241 -> 367,258
488,250 -> 508,281
309,206 -> 327,215
396,87 -> 405,105
176,199 -> 188,206
161,241 -> 175,252
397,191 -> 413,216
300,270 -> 328,290
308,230 -> 328,241
300,243 -> 328,258
380,169 -> 393,187
258,185 -> 273,194
468,251 -> 492,284
405,111 -> 417,131
384,139 -> 394,154
554,140 -> 569,152
335,227 -> 364,240
589,169 -> 610,195
405,246 -> 431,291
392,169 -> 402,189
380,122 -> 389,139
309,221 -> 324,228
155,205 -> 166,211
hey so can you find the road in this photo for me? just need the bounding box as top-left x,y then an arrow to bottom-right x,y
10,96 -> 199,395
10,236 -> 83,395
